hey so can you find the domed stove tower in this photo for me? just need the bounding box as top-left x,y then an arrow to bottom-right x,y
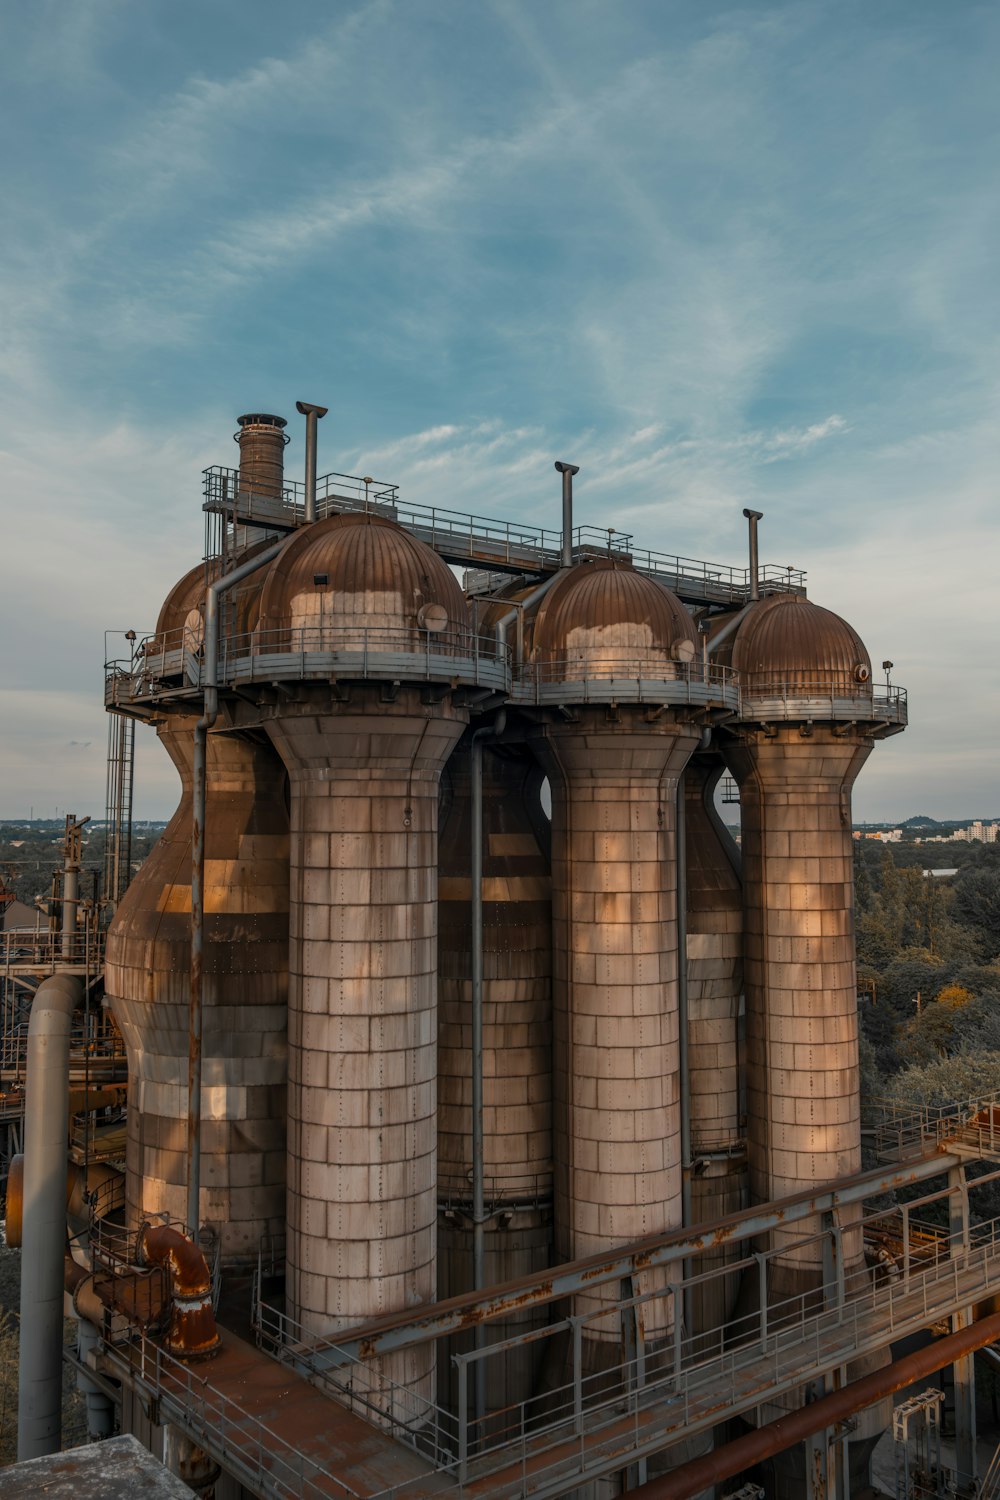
722,592 -> 906,1496
525,560 -> 724,1353
257,512 -> 474,1417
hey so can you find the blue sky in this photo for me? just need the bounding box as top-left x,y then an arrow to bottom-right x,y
1,0 -> 997,820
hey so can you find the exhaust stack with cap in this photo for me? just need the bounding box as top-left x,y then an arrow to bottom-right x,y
743,507 -> 763,601
295,401 -> 328,524
555,461 -> 580,569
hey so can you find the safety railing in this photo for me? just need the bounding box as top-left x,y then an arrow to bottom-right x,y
872,1089 -> 1000,1161
625,548 -> 805,600
202,461 -> 808,597
113,1331 -> 370,1500
981,1440 -> 1000,1499
106,622 -> 511,705
246,1168 -> 1000,1500
0,927 -> 106,972
735,677 -> 908,725
513,655 -> 739,708
437,1166 -> 554,1214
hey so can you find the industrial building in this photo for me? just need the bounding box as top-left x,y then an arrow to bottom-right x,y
5,404 -> 1000,1499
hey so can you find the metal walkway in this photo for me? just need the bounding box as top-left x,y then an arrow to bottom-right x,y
202,463 -> 807,608
104,1329 -> 451,1500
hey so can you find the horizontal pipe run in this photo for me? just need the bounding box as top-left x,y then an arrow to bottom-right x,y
310,1149 -> 957,1370
630,1307 -> 1000,1500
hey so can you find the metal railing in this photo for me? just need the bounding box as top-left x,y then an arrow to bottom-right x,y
873,1089 -> 1000,1161
981,1440 -> 1000,1499
236,1150 -> 1000,1500
106,622 -> 511,705
512,655 -> 739,708
736,678 -> 908,725
106,619 -> 908,731
121,1331 -> 377,1499
202,461 -> 807,601
0,927 -> 106,973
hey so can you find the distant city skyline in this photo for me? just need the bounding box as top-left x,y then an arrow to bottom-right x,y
1,2 -> 997,820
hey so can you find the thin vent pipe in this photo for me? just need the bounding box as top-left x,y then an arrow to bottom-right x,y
555,461 -> 579,569
743,508 -> 763,602
295,401 -> 328,525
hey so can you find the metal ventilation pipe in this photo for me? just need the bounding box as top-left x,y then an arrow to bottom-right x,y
17,973 -> 84,1460
295,401 -> 328,525
743,508 -> 763,602
235,413 -> 288,507
555,461 -> 580,568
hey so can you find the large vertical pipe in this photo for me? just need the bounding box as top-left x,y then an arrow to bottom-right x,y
470,732 -> 486,1427
295,401 -> 328,525
17,974 -> 83,1460
60,866 -> 79,961
554,461 -> 579,569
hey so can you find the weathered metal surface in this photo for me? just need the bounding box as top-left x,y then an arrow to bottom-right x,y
257,510 -> 471,652
731,593 -> 871,698
259,515 -> 472,1416
309,1148 -> 955,1368
531,558 -> 698,682
0,1434 -> 197,1499
437,741 -> 553,1413
627,1307 -> 1000,1500
104,714 -> 289,1263
138,1222 -> 221,1360
684,753 -> 746,1339
531,707 -> 698,1342
235,411 -> 288,507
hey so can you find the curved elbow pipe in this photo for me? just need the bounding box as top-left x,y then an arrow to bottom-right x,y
137,1222 -> 221,1361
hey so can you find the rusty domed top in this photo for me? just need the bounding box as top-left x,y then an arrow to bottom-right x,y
257,512 -> 468,645
156,543 -> 273,646
732,594 -> 871,694
530,560 -> 698,679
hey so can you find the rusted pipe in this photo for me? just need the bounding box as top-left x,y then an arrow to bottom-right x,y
137,1222 -> 221,1360
628,1307 -> 1000,1500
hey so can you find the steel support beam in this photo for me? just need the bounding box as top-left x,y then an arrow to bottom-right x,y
310,1149 -> 957,1370
950,1163 -> 977,1487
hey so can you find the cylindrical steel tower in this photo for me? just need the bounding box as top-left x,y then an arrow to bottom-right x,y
527,560 -> 704,1348
437,743 -> 553,1411
722,592 -> 903,1493
684,752 -> 745,1341
256,512 -> 471,1418
235,412 -> 288,506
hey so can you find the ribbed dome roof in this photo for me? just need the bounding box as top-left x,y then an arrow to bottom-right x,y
732,594 -> 871,694
156,544 -> 271,641
532,561 -> 697,662
257,512 -> 468,640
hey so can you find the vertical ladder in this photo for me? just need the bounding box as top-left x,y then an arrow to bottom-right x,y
103,710 -> 135,907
